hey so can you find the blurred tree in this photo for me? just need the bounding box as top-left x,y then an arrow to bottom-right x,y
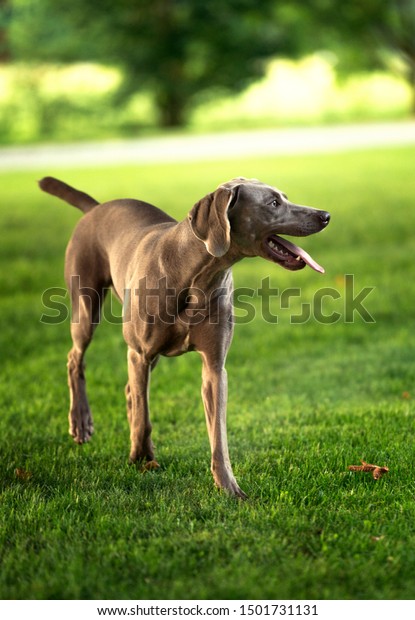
4,0 -> 308,127
0,0 -> 11,61
305,0 -> 415,113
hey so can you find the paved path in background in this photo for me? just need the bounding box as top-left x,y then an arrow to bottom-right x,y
1,121 -> 415,172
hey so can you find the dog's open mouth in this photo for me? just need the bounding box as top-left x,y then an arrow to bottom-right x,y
264,234 -> 325,273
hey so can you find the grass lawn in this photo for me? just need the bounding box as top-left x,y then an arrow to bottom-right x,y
0,146 -> 415,600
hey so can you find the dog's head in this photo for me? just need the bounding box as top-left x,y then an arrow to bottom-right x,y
188,177 -> 330,272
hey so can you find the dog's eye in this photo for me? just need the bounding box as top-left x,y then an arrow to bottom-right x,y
271,199 -> 279,208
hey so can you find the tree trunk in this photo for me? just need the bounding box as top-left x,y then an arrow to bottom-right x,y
0,24 -> 10,61
411,60 -> 415,116
155,88 -> 188,128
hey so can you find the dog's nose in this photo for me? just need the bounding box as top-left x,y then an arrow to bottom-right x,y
319,211 -> 331,226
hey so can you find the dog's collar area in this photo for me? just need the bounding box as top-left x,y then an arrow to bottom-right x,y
264,234 -> 325,273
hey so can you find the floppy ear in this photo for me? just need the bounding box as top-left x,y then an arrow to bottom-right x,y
188,187 -> 234,257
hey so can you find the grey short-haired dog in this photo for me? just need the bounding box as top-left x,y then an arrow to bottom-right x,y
40,176 -> 329,498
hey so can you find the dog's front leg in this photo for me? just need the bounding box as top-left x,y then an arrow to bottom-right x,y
126,348 -> 156,464
201,353 -> 247,499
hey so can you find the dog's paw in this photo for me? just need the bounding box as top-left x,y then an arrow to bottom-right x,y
69,414 -> 94,444
70,426 -> 94,444
128,440 -> 156,465
214,475 -> 248,500
223,482 -> 248,500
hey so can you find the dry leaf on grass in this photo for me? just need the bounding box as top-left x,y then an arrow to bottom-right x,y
348,460 -> 389,480
14,468 -> 33,481
371,536 -> 385,542
141,460 -> 160,473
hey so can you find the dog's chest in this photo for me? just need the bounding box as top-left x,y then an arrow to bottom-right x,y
123,269 -> 233,359
161,327 -> 192,357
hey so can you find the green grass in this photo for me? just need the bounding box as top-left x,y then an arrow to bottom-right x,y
1,146 -> 415,600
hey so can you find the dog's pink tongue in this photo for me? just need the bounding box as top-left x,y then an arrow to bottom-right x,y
275,235 -> 325,274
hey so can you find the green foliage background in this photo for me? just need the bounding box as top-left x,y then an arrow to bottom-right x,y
1,0 -> 414,140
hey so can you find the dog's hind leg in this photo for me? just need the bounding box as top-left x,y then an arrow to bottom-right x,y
66,271 -> 108,444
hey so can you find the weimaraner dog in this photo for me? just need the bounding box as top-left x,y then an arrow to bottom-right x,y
39,176 -> 330,498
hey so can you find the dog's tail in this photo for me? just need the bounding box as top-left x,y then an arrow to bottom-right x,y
38,176 -> 99,213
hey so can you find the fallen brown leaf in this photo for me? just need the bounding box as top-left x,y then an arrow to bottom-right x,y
348,460 -> 389,480
371,536 -> 385,542
14,468 -> 33,481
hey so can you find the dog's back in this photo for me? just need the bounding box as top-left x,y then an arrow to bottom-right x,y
40,176 -> 179,301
